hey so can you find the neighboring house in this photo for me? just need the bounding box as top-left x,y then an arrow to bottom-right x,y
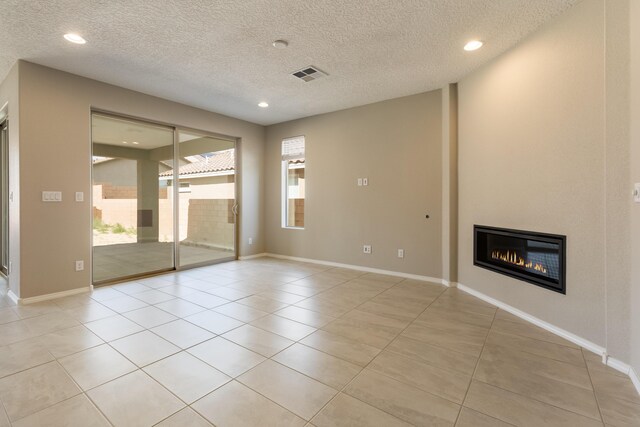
92,149 -> 239,250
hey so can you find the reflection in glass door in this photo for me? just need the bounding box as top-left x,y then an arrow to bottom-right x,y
91,114 -> 175,283
174,131 -> 236,267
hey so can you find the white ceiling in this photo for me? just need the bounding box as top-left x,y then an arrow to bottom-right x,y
0,0 -> 578,126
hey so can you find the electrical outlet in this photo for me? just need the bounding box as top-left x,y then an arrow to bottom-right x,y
397,249 -> 404,258
75,260 -> 84,271
634,183 -> 640,203
363,245 -> 372,254
248,237 -> 253,245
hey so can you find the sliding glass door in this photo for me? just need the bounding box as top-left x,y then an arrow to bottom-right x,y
91,114 -> 175,283
175,131 -> 237,268
91,113 -> 237,284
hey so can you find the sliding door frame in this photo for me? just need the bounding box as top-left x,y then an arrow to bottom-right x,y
90,109 -> 240,286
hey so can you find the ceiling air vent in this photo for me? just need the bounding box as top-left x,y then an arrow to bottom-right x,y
291,66 -> 328,82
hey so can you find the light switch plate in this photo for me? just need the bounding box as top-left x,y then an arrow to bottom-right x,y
42,191 -> 62,202
363,245 -> 372,254
363,178 -> 368,186
75,192 -> 84,202
357,178 -> 363,186
634,183 -> 640,203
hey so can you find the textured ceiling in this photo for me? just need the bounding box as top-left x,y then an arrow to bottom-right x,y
0,0 -> 578,125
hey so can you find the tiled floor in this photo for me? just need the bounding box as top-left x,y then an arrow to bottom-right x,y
0,257 -> 639,426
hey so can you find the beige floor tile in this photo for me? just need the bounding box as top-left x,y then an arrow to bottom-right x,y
184,310 -> 244,334
0,338 -> 54,378
90,288 -> 126,302
387,335 -> 478,375
179,291 -> 229,308
312,393 -> 411,427
0,307 -> 19,324
38,325 -> 104,358
131,289 -> 175,304
237,295 -> 289,312
222,324 -> 294,357
22,312 -> 80,336
13,301 -> 62,319
110,330 -> 180,367
0,321 -> 40,346
258,290 -> 307,304
345,369 -> 460,426
155,408 -> 213,427
428,297 -> 497,317
481,343 -> 592,390
474,357 -> 600,419
154,298 -> 207,317
485,330 -> 585,366
144,352 -> 230,403
84,315 -> 144,342
207,286 -> 255,301
87,370 -> 184,427
589,363 -> 640,406
59,344 -> 137,390
596,391 -> 640,427
63,303 -> 117,323
150,319 -> 214,349
0,405 -> 8,427
122,305 -> 177,328
154,284 -> 199,298
110,282 -> 151,295
214,302 -> 270,322
273,343 -> 362,389
12,394 -> 110,427
0,361 -> 81,421
301,330 -> 381,366
99,295 -> 148,313
414,314 -> 491,339
369,350 -> 471,404
250,314 -> 317,341
53,293 -> 95,310
402,324 -> 485,356
192,380 -> 306,427
294,297 -> 356,318
238,360 -> 337,420
464,381 -> 603,427
188,337 -> 265,377
491,318 -> 580,348
420,306 -> 494,329
277,284 -> 323,297
322,319 -> 396,349
455,407 -> 514,427
355,298 -> 425,322
276,306 -> 336,328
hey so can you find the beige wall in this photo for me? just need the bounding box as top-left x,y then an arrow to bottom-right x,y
458,0 -> 607,344
0,63 -> 20,297
630,0 -> 640,378
17,61 -> 264,298
604,0 -> 632,366
265,92 -> 443,278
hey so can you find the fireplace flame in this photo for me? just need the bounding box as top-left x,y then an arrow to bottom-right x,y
491,250 -> 548,274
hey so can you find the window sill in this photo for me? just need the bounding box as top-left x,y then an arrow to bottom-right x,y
282,226 -> 304,230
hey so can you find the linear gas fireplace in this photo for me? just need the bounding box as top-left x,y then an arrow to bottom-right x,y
474,225 -> 566,294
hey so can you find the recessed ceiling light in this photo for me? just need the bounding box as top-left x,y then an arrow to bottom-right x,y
258,102 -> 269,108
122,141 -> 128,144
272,40 -> 288,49
64,33 -> 87,44
464,40 -> 483,51
132,141 -> 139,145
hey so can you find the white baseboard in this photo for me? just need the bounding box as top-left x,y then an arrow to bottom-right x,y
238,253 -> 268,260
14,286 -> 92,305
262,253 -> 444,284
606,356 -> 631,375
630,366 -> 640,397
456,283 -> 606,357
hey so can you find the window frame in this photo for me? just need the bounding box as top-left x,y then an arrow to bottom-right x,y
281,136 -> 305,230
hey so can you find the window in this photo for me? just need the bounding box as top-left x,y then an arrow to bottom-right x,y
282,136 -> 305,228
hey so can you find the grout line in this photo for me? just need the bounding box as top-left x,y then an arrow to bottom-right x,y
581,347 -> 607,425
